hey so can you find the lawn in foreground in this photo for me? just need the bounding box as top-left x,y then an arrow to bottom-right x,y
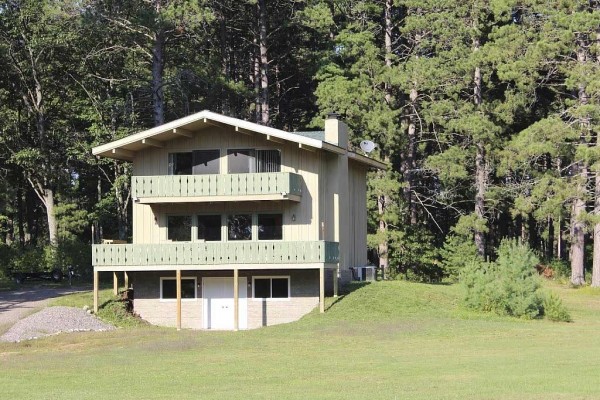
1,281 -> 599,400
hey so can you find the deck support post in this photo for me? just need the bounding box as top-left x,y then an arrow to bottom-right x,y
124,271 -> 129,289
333,267 -> 338,298
93,270 -> 99,313
233,269 -> 239,331
113,271 -> 118,295
176,269 -> 182,331
319,266 -> 325,313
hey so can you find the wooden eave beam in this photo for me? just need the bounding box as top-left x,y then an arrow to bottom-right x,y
235,126 -> 254,136
141,138 -> 165,148
298,143 -> 317,152
112,148 -> 135,159
173,128 -> 193,138
266,135 -> 285,144
203,118 -> 229,129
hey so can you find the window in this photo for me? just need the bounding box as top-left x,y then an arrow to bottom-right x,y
169,150 -> 220,175
256,150 -> 281,173
161,277 -> 197,300
227,149 -> 281,173
192,150 -> 220,174
253,277 -> 289,299
167,215 -> 192,242
258,214 -> 282,240
198,215 -> 222,242
227,149 -> 254,173
168,152 -> 193,175
228,214 -> 252,240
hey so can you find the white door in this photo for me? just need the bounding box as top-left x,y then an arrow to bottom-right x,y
203,277 -> 247,330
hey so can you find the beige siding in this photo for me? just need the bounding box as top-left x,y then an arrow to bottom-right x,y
131,269 -> 318,329
132,125 -> 320,244
348,161 -> 368,267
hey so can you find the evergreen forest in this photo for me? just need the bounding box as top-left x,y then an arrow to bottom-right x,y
0,0 -> 599,286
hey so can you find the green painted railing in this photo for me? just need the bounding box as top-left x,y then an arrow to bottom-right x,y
93,241 -> 339,267
132,172 -> 302,199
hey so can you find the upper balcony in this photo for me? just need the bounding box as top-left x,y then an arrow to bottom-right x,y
132,172 -> 303,204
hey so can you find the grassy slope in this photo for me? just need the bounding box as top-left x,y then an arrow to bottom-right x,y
1,281 -> 599,400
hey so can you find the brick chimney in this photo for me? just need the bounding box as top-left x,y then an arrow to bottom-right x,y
324,112 -> 348,149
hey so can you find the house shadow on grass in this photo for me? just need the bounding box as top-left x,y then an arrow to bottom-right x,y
325,281 -> 371,311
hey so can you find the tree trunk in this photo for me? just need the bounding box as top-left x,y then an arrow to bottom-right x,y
384,0 -> 393,100
592,173 -> 600,286
43,187 -> 58,245
407,87 -> 418,225
114,162 -> 131,241
572,35 -> 589,286
378,190 -> 388,280
218,5 -> 230,115
152,25 -> 166,126
257,0 -> 269,125
472,33 -> 486,258
571,190 -> 586,285
592,31 -> 600,287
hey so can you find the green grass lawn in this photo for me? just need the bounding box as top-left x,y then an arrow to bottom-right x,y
1,280 -> 599,399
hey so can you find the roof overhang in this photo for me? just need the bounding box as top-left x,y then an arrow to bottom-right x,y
91,110 -> 385,169
92,110 -> 345,161
348,151 -> 388,170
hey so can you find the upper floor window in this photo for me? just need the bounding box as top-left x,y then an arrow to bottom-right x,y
258,214 -> 283,240
167,215 -> 192,241
228,214 -> 252,240
169,150 -> 220,175
198,215 -> 222,242
227,149 -> 280,173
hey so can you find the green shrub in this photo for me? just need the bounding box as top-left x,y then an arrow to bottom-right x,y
549,259 -> 570,280
461,239 -> 544,319
440,234 -> 480,282
543,293 -> 572,322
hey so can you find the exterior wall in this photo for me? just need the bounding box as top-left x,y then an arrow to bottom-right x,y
131,125 -> 320,245
131,269 -> 318,330
348,161 -> 368,268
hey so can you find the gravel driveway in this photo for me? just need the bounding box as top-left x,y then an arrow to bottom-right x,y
0,285 -> 114,342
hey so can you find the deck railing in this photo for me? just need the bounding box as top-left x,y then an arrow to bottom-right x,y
92,241 -> 339,267
132,172 -> 302,199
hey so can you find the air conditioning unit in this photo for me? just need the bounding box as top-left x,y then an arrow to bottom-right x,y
355,266 -> 376,282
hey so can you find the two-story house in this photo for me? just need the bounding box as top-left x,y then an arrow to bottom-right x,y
91,111 -> 384,330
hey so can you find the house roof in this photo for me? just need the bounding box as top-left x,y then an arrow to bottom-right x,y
91,110 -> 386,169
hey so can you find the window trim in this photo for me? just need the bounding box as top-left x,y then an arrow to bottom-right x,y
252,276 -> 290,301
160,277 -> 198,302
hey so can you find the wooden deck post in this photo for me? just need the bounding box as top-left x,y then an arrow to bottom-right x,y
113,271 -> 118,295
176,269 -> 182,331
333,267 -> 338,298
124,271 -> 129,289
319,266 -> 325,313
93,270 -> 99,314
233,269 -> 239,331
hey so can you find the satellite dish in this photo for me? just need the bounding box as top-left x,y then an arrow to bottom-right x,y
360,140 -> 376,154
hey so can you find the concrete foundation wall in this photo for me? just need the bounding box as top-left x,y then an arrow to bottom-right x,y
130,269 -> 319,330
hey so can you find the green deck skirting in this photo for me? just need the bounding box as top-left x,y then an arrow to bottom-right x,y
132,172 -> 303,198
92,241 -> 339,267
